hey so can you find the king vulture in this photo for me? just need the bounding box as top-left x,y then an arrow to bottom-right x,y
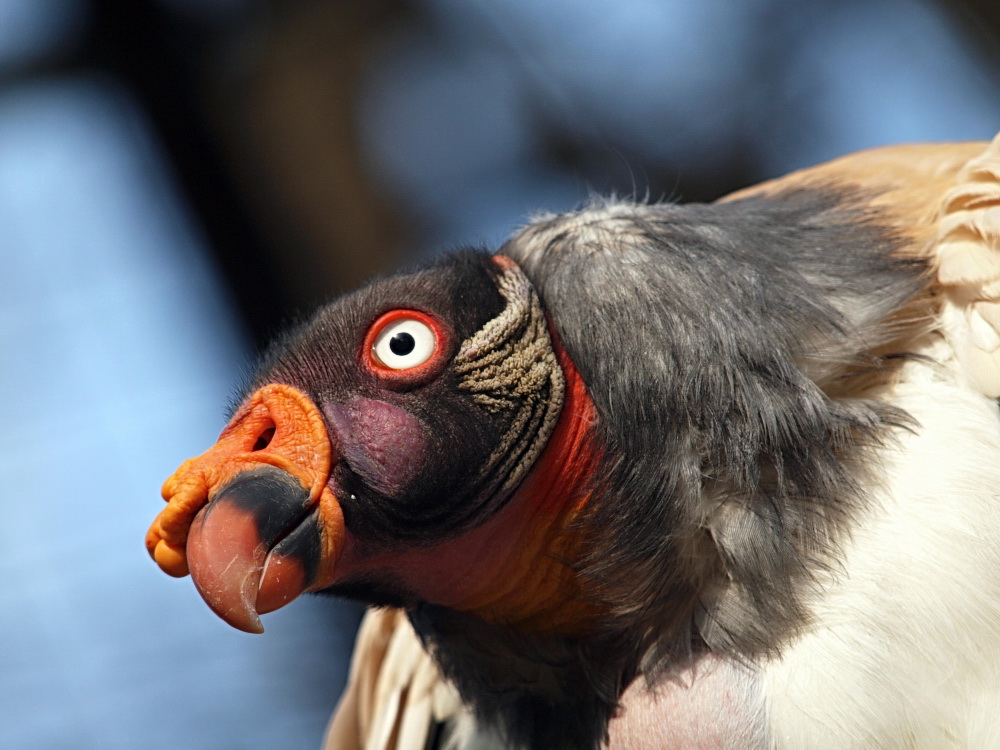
148,133 -> 1000,749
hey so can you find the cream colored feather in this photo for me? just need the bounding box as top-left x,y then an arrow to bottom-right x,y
324,609 -> 468,750
937,133 -> 1000,396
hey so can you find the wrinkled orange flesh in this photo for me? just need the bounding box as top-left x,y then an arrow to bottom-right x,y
146,383 -> 335,580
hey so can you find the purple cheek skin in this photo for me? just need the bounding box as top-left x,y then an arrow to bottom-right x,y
323,397 -> 428,497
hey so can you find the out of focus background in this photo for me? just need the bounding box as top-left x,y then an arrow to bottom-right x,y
1,0 -> 998,747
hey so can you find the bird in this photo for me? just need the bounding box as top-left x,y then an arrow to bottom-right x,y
147,132 -> 1000,750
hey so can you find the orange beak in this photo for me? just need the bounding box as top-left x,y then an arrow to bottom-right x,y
146,384 -> 345,633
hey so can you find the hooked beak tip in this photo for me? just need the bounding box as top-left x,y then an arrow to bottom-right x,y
187,500 -> 269,634
184,467 -> 329,633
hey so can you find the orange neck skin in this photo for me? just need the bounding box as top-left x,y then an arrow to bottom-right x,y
334,338 -> 602,636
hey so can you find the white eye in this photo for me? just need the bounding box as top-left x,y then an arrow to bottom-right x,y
371,317 -> 437,370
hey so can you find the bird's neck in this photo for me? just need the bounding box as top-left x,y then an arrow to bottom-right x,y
440,334 -> 603,634
335,333 -> 602,635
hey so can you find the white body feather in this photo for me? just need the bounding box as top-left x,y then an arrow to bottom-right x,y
764,335 -> 1000,748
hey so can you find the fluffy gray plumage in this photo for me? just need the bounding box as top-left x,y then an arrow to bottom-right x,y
412,185 -> 927,750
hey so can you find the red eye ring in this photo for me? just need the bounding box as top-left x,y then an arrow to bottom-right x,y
362,309 -> 451,386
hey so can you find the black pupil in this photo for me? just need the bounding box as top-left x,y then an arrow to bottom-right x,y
389,332 -> 416,356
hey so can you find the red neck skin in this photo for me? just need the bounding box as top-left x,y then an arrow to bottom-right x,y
334,335 -> 602,635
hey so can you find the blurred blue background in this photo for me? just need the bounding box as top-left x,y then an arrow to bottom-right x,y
1,0 -> 997,748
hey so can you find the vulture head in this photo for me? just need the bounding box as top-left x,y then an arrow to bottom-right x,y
147,252 -> 598,637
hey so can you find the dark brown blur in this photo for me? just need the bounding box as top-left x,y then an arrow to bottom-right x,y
75,0 -> 1000,347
